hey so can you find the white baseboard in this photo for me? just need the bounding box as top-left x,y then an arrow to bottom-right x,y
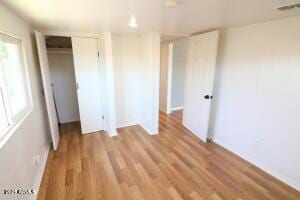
171,107 -> 183,111
140,125 -> 158,135
33,143 -> 50,199
117,122 -> 139,128
213,137 -> 300,191
108,131 -> 118,137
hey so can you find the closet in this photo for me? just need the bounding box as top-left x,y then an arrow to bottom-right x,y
46,36 -> 80,124
36,32 -> 105,150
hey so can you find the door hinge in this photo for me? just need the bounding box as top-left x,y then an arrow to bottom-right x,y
97,52 -> 100,57
102,115 -> 104,120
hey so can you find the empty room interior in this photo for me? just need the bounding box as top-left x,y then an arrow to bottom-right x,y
0,0 -> 300,199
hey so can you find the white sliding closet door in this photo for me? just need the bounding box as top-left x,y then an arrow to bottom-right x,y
72,37 -> 103,134
35,31 -> 60,150
183,31 -> 219,142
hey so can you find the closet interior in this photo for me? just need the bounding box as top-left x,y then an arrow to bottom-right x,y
46,36 -> 79,124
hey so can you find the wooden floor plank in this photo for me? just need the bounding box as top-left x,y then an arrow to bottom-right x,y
38,110 -> 300,200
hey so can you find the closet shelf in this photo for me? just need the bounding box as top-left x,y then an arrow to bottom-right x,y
47,48 -> 73,54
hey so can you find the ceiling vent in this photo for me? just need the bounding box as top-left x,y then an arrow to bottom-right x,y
276,3 -> 300,11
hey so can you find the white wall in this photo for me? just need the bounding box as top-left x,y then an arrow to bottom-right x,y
159,42 -> 171,114
112,34 -> 141,127
139,33 -> 160,134
112,33 -> 160,134
0,3 -> 50,198
48,51 -> 80,123
210,16 -> 300,190
100,32 -> 118,136
171,39 -> 187,109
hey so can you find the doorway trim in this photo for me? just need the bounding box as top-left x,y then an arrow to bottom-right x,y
166,43 -> 173,114
36,30 -> 117,138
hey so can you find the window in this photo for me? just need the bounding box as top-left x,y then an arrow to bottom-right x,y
0,33 -> 32,145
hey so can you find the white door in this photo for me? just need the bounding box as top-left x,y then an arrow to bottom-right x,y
183,31 -> 219,142
35,31 -> 60,150
71,37 -> 103,134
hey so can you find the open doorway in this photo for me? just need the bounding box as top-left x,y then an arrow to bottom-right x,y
159,31 -> 219,142
159,38 -> 188,120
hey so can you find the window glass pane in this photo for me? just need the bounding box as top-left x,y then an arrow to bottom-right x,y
0,88 -> 8,134
0,39 -> 27,119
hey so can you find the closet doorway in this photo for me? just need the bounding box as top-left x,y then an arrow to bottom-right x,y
36,32 -> 105,150
46,36 -> 80,125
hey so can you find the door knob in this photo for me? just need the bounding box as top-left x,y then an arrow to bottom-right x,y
204,95 -> 213,99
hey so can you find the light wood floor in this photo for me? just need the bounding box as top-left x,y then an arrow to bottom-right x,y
38,111 -> 300,200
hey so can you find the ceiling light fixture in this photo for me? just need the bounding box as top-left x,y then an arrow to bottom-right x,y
129,14 -> 138,28
166,0 -> 177,7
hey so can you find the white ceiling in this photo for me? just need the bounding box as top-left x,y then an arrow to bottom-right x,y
2,0 -> 300,35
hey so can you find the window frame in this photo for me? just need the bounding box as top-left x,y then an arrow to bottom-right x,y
0,32 -> 33,148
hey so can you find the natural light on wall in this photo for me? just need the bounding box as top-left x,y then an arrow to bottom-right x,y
0,33 -> 32,146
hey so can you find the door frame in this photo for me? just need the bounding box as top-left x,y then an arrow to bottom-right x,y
166,43 -> 173,114
36,30 -> 118,139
